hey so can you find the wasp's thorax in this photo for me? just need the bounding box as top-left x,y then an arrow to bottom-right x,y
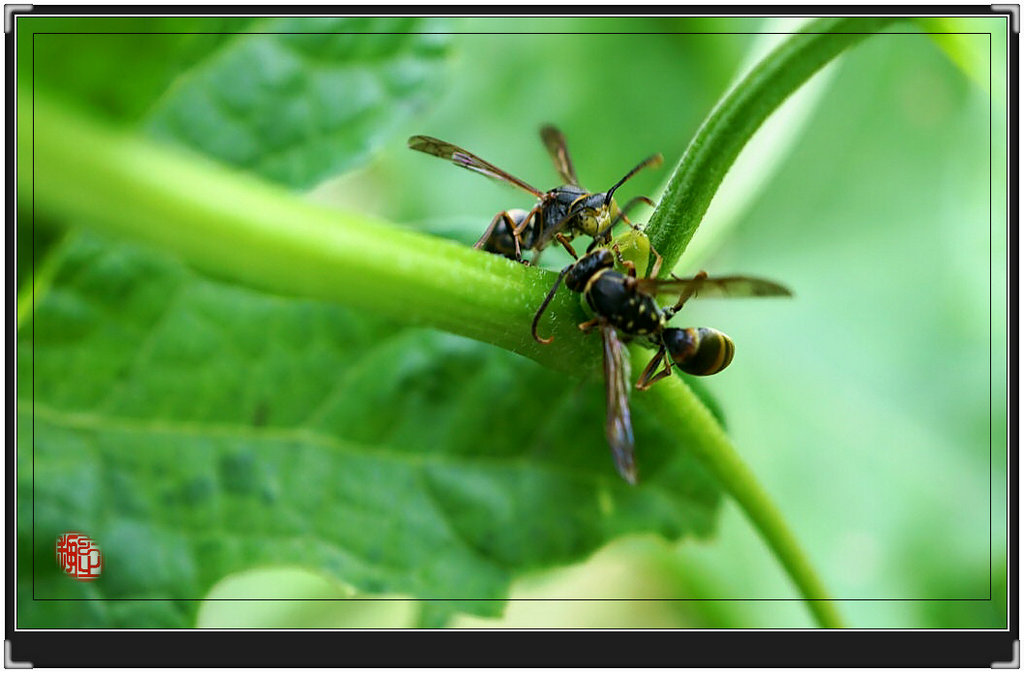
568,249 -> 664,337
535,185 -> 587,242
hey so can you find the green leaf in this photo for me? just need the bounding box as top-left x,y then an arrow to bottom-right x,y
23,73 -> 843,628
18,233 -> 721,627
22,19 -> 894,627
144,17 -> 451,188
24,18 -> 255,123
22,17 -> 451,189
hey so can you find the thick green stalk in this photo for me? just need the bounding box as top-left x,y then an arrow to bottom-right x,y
647,16 -> 900,273
22,90 -> 842,626
635,366 -> 843,628
16,229 -> 68,329
20,92 -> 599,375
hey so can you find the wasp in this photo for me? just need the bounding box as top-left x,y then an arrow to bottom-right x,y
407,125 -> 662,262
531,240 -> 791,483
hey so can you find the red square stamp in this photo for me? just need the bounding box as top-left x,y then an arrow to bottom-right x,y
56,532 -> 103,581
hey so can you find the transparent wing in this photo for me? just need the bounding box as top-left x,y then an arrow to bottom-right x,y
635,274 -> 792,300
540,124 -> 579,186
408,135 -> 545,198
601,324 -> 637,484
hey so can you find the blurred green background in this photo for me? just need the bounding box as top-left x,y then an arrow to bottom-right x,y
17,15 -> 1007,629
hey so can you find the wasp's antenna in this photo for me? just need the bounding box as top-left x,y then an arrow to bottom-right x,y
604,154 -> 663,206
590,195 -> 656,247
532,265 -> 573,344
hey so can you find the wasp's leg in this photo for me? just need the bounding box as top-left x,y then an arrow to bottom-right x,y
578,317 -> 602,333
610,195 -> 655,233
647,244 -> 664,279
637,361 -> 674,391
636,345 -> 674,391
554,233 -> 579,260
623,195 -> 656,231
611,243 -> 637,278
510,205 -> 543,262
474,211 -> 517,250
636,346 -> 665,388
663,270 -> 709,320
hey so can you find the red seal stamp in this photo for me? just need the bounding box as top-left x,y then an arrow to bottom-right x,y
56,532 -> 103,581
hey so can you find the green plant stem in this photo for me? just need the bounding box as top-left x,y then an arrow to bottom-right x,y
20,92 -> 599,375
22,91 -> 841,626
634,358 -> 843,628
647,16 -> 901,273
16,228 -> 68,330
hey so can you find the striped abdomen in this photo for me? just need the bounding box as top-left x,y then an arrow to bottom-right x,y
662,327 -> 735,376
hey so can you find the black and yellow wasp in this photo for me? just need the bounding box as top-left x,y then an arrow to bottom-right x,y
408,125 -> 662,262
532,239 -> 791,484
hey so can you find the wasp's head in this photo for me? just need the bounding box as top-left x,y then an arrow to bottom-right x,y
567,193 -> 613,239
582,153 -> 663,241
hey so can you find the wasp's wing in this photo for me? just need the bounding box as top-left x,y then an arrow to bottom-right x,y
601,324 -> 637,484
408,135 -> 545,198
540,124 -> 579,186
635,274 -> 792,300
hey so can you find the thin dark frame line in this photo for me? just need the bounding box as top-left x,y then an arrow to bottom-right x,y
27,597 -> 1005,602
9,6 -> 1010,15
25,27 -> 1007,610
31,30 -> 36,605
14,626 -> 1013,632
27,31 -> 998,35
987,29 -> 993,602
